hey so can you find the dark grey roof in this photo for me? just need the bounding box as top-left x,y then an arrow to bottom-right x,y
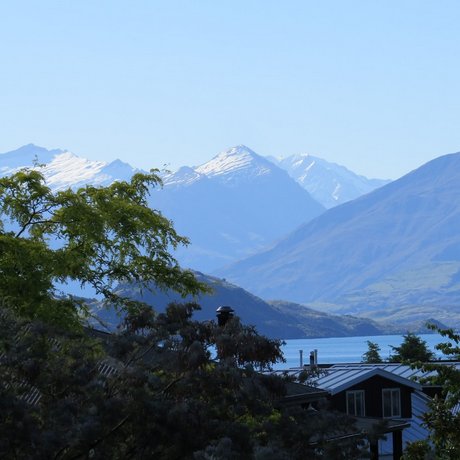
314,367 -> 421,394
282,381 -> 328,405
322,362 -> 460,384
278,361 -> 460,393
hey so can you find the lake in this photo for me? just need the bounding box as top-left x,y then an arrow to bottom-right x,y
276,333 -> 449,369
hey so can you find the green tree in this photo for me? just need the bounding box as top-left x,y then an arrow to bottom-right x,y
0,303 -> 365,459
404,325 -> 460,460
0,169 -> 364,459
362,340 -> 383,363
389,332 -> 435,363
0,168 -> 204,327
402,440 -> 434,460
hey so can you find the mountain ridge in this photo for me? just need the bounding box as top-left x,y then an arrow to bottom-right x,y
0,143 -> 141,190
152,145 -> 326,271
91,271 -> 402,339
216,151 -> 460,326
269,153 -> 391,208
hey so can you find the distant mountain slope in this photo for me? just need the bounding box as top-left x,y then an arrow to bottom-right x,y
217,152 -> 460,326
152,145 -> 325,271
0,144 -> 139,189
92,272 -> 398,339
269,154 -> 390,208
0,144 -> 61,170
0,144 -> 325,273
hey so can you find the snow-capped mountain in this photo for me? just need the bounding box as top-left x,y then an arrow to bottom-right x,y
162,145 -> 293,188
217,151 -> 460,328
161,166 -> 207,188
0,144 -> 325,272
269,154 -> 390,208
0,144 -> 140,190
0,144 -> 60,172
153,145 -> 325,271
194,145 -> 276,185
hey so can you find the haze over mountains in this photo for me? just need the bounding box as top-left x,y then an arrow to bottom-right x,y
269,154 -> 390,208
4,143 -> 458,333
218,152 -> 460,327
92,271 -> 399,339
1,144 -> 385,273
155,145 -> 325,271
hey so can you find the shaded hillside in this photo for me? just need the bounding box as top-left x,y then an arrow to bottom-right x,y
92,272 -> 396,339
269,154 -> 390,208
217,152 -> 460,325
152,146 -> 325,272
0,144 -> 324,274
267,300 -> 398,338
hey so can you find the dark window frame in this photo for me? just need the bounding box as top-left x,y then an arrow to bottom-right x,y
382,387 -> 401,418
346,389 -> 365,416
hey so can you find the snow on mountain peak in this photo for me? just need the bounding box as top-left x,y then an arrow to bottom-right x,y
195,145 -> 275,184
275,153 -> 390,208
162,166 -> 206,187
41,151 -> 109,189
0,145 -> 138,191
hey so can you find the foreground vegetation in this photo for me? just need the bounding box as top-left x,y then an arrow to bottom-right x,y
0,169 -> 363,459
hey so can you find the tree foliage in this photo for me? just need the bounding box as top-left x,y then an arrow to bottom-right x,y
0,168 -> 204,327
389,332 -> 435,363
0,303 -> 364,459
403,324 -> 460,460
0,169 -> 363,459
362,340 -> 383,364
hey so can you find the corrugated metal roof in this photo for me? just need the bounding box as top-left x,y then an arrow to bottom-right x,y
278,362 -> 460,390
325,362 -> 460,383
378,390 -> 431,453
274,364 -> 424,395
313,367 -> 421,394
404,391 -> 431,444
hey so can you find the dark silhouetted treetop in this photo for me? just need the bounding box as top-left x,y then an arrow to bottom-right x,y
402,324 -> 460,459
0,303 -> 364,459
362,340 -> 382,364
389,332 -> 435,363
0,169 -> 363,459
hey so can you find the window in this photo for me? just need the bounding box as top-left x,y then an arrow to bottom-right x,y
382,388 -> 401,418
346,390 -> 365,416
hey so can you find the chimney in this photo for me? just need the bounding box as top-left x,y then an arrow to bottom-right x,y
310,349 -> 318,368
216,306 -> 234,326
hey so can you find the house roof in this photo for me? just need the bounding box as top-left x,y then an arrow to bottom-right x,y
323,362 -> 460,385
314,367 -> 422,395
282,381 -> 328,405
405,391 -> 431,444
276,361 -> 460,393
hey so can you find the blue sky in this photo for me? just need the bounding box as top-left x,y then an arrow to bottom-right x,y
0,1 -> 459,179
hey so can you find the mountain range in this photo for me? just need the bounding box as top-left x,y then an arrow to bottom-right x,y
154,145 -> 324,271
91,271 -> 404,339
269,154 -> 390,208
5,143 -> 457,333
217,151 -> 460,327
0,144 -> 138,190
1,144 -> 386,273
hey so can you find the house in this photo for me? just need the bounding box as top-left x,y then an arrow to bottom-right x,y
314,366 -> 422,459
276,363 -> 436,460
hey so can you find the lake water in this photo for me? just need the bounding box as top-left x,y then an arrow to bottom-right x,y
276,333 -> 448,369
